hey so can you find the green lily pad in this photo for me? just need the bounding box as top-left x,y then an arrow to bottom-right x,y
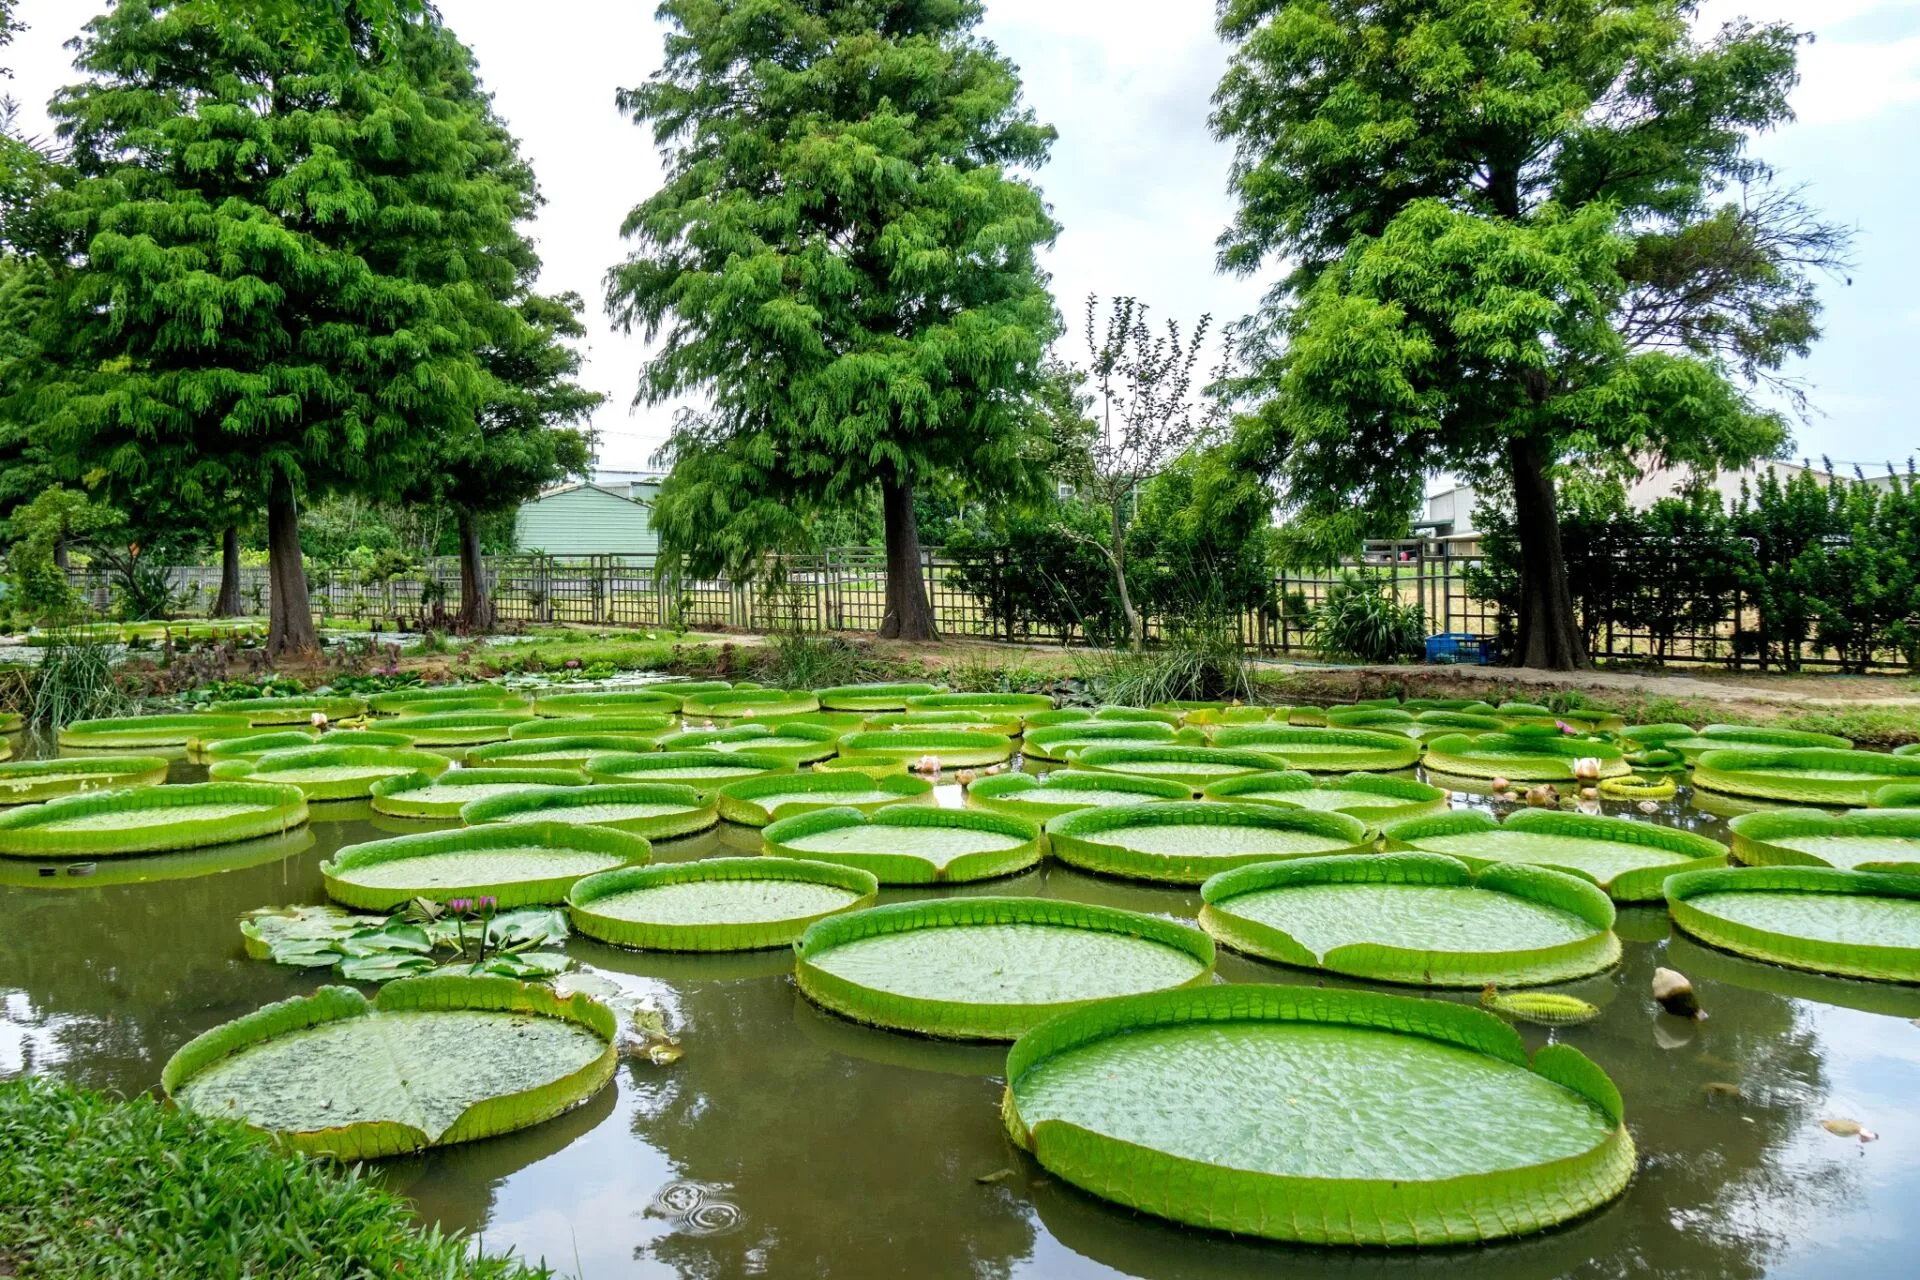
507,713 -> 675,740
1022,721 -> 1179,762
834,730 -> 1014,768
460,782 -> 717,839
583,749 -> 791,793
659,722 -> 841,765
162,977 -> 617,1158
764,805 -> 1043,884
321,820 -> 651,909
209,695 -> 370,725
680,688 -> 820,720
1875,783 -> 1920,808
1070,745 -> 1291,792
964,770 -> 1191,819
59,713 -> 253,750
1624,723 -> 1851,761
1046,801 -> 1372,884
369,768 -> 590,819
201,731 -> 320,762
1666,865 -> 1920,982
1728,809 -> 1920,871
464,735 -> 664,768
1692,747 -> 1920,806
1210,725 -> 1422,772
1002,985 -> 1633,1246
817,682 -> 943,711
860,709 -> 1026,736
567,857 -> 878,950
795,897 -> 1215,1039
0,826 -> 315,888
1420,733 -> 1629,781
0,781 -> 309,857
373,712 -> 535,746
903,692 -> 1054,716
0,756 -> 171,805
1201,770 -> 1450,824
712,770 -> 933,826
530,688 -> 684,716
1382,809 -> 1728,902
1199,853 -> 1620,986
209,745 -> 453,801
1093,706 -> 1187,727
368,686 -> 531,715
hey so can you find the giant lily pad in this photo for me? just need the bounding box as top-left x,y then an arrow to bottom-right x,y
0,756 -> 170,805
464,735 -> 664,769
1899,743 -> 1920,758
1875,783 -> 1920,808
0,826 -> 315,888
1046,802 -> 1372,885
568,857 -> 878,950
1211,725 -> 1422,772
1692,747 -> 1920,806
1070,745 -> 1290,792
373,712 -> 534,747
1202,770 -> 1450,824
795,897 -> 1214,1039
210,745 -> 453,801
1322,707 -> 1419,735
1092,706 -> 1186,727
369,768 -> 590,819
1022,721 -> 1179,763
1624,723 -> 1851,761
209,695 -> 369,725
368,686 -> 531,715
680,688 -> 820,720
712,770 -> 933,826
817,682 -> 942,711
965,770 -> 1190,820
1727,809 -> 1920,872
0,712 -> 23,734
1421,733 -> 1629,781
834,729 -> 1014,769
460,782 -> 717,839
903,692 -> 1054,717
531,689 -> 683,716
583,749 -> 790,793
1666,865 -> 1920,982
764,805 -> 1043,883
1001,985 -> 1632,1246
1411,711 -> 1505,738
0,781 -> 308,857
508,713 -> 675,741
322,820 -> 651,909
59,713 -> 252,750
1198,853 -> 1620,986
161,976 -> 617,1158
201,731 -> 319,763
1382,809 -> 1727,902
861,709 -> 1025,736
659,722 -> 841,765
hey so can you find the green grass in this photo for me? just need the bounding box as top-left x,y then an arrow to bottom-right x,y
0,1076 -> 552,1279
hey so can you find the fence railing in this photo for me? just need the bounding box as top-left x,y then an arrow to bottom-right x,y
67,539 -> 1916,673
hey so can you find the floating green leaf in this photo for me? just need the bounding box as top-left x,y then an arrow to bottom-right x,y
1022,721 -> 1179,762
1199,853 -> 1619,986
464,735 -> 665,768
861,709 -> 1025,736
817,682 -> 943,711
531,688 -> 684,716
59,714 -> 252,750
1624,723 -> 1851,761
460,783 -> 717,839
680,689 -> 821,720
1201,770 -> 1450,824
1001,985 -> 1632,1246
834,729 -> 1014,768
1070,745 -> 1291,792
369,768 -> 590,819
0,756 -> 171,806
903,692 -> 1054,716
568,857 -> 878,950
0,782 -> 308,857
712,770 -> 933,826
1382,809 -> 1728,902
764,805 -> 1043,884
368,686 -> 531,715
1421,733 -> 1629,781
583,749 -> 791,793
1210,725 -> 1422,772
1727,809 -> 1920,871
1479,989 -> 1602,1026
1875,783 -> 1920,808
964,770 -> 1190,820
209,696 -> 370,725
1692,748 -> 1920,806
507,713 -> 675,740
1666,865 -> 1920,982
162,977 -> 617,1158
200,731 -> 319,762
372,712 -> 534,746
659,722 -> 841,765
795,897 -> 1215,1039
321,820 -> 651,909
209,746 -> 453,801
1046,802 -> 1372,884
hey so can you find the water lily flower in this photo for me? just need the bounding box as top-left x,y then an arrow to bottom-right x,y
914,754 -> 941,775
1571,758 -> 1603,781
311,712 -> 329,729
955,769 -> 977,788
448,898 -> 472,914
478,896 -> 497,911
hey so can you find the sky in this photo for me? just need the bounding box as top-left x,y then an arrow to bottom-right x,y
4,0 -> 1916,477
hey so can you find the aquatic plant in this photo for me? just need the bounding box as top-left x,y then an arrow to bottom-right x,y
460,782 -> 718,839
0,781 -> 308,857
568,857 -> 879,951
1692,747 -> 1920,806
1201,770 -> 1450,824
1666,865 -> 1920,983
1046,801 -> 1372,884
965,770 -> 1191,820
1381,809 -> 1729,903
763,805 -> 1043,884
712,770 -> 933,826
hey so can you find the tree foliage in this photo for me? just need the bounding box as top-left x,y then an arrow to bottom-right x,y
1213,0 -> 1845,669
608,0 -> 1061,640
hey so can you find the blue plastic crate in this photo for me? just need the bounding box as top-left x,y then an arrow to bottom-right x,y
1425,633 -> 1496,665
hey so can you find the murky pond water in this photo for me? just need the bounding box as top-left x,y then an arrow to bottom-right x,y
3,746 -> 1918,1278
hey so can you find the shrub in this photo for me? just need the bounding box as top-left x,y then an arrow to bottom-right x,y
1310,573 -> 1426,662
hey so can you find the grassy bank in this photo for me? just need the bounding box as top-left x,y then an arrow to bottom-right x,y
0,1076 -> 550,1280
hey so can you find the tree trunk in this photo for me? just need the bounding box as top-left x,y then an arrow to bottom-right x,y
265,476 -> 318,657
1507,435 -> 1587,670
212,526 -> 242,618
52,535 -> 68,571
1109,493 -> 1145,650
876,478 -> 938,642
456,508 -> 495,633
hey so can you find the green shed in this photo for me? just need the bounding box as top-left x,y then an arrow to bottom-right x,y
514,482 -> 660,556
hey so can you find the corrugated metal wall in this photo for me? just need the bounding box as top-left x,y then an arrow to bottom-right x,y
514,486 -> 658,556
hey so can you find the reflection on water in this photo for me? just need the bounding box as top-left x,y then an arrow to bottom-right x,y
1,756 -> 1916,1278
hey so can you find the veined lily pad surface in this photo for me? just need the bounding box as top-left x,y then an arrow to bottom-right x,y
568,857 -> 878,950
1899,743 -> 1920,758
1728,809 -> 1920,871
1002,986 -> 1632,1245
210,695 -> 369,725
0,781 -> 308,857
322,820 -> 651,909
1201,770 -> 1450,824
680,689 -> 820,720
1022,721 -> 1178,762
1198,853 -> 1620,986
763,805 -> 1042,883
713,770 -> 933,826
461,782 -> 717,839
162,977 -> 617,1158
368,686 -> 530,715
902,692 -> 1054,716
59,713 -> 252,750
1070,745 -> 1290,792
1692,748 -> 1920,806
1876,783 -> 1920,808
201,731 -> 319,762
834,730 -> 1014,769
584,749 -> 790,792
1383,810 -> 1728,902
795,897 -> 1214,1039
660,723 -> 841,765
369,768 -> 590,819
533,689 -> 685,716
861,709 -> 1025,737
1046,802 -> 1372,884
464,735 -> 663,769
816,682 -> 942,711
1421,733 -> 1630,781
1210,725 -> 1421,772
508,713 -> 675,740
0,756 -> 170,805
1666,865 -> 1920,982
209,745 -> 452,801
1625,723 -> 1851,760
964,770 -> 1190,819
373,712 -> 534,746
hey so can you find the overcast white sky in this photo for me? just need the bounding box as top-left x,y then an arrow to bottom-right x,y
6,0 -> 1917,477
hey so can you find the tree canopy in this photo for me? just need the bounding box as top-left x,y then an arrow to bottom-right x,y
608,0 -> 1061,640
1213,0 -> 1843,668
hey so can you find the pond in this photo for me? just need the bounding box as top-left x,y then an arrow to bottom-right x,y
2,745 -> 1917,1279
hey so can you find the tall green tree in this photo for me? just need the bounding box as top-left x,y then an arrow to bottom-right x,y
39,2 -> 522,654
608,0 -> 1061,641
1213,0 -> 1845,668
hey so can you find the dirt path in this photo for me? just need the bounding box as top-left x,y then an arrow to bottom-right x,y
1259,661 -> 1920,708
